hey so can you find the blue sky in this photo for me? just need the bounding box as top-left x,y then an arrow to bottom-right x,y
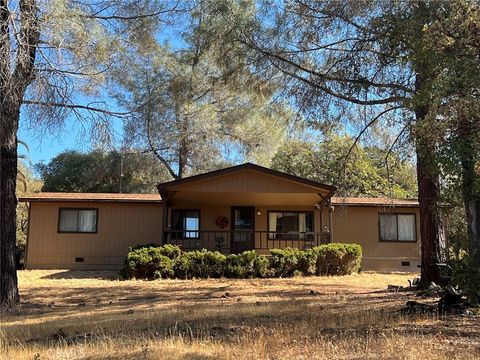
18,111 -> 124,169
19,19 -> 186,169
19,119 -> 83,164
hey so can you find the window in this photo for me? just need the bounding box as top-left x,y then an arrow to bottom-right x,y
58,208 -> 97,233
379,213 -> 416,242
268,211 -> 313,239
171,209 -> 200,239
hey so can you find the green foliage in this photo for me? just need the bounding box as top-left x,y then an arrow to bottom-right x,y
111,2 -> 292,178
298,249 -> 318,276
270,244 -> 362,277
270,248 -> 304,277
170,252 -> 189,279
130,243 -> 159,251
35,150 -> 169,193
123,246 -> 173,280
314,243 -> 363,276
152,257 -> 175,279
225,250 -> 269,278
123,244 -> 362,280
271,134 -> 417,198
450,257 -> 480,306
159,244 -> 182,260
171,249 -> 227,279
16,161 -> 42,248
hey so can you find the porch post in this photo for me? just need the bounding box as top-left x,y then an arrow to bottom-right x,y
159,190 -> 172,245
328,198 -> 333,243
162,201 -> 168,245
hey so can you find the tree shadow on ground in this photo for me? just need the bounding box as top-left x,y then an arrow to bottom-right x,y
40,270 -> 120,280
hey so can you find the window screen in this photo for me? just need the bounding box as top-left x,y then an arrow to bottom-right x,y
59,209 -> 97,233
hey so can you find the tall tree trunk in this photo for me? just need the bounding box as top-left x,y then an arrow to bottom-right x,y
0,0 -> 40,309
415,105 -> 446,285
178,114 -> 189,179
0,105 -> 20,308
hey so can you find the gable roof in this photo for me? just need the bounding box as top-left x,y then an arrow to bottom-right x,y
18,192 -> 162,203
157,162 -> 337,194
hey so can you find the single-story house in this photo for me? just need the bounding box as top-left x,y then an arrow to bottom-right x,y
19,163 -> 421,272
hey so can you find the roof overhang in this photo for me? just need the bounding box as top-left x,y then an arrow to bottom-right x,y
331,197 -> 419,207
18,193 -> 162,204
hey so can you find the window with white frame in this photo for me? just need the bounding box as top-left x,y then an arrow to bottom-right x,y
379,213 -> 416,242
59,208 -> 98,233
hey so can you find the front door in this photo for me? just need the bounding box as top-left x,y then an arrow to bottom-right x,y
231,206 -> 255,253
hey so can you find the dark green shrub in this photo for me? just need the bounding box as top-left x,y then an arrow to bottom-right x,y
340,244 -> 362,274
159,244 -> 182,260
130,243 -> 159,251
225,251 -> 269,278
313,243 -> 362,275
298,249 -> 317,276
450,256 -> 480,305
253,254 -> 270,278
175,249 -> 226,279
203,250 -> 227,278
123,246 -> 174,279
123,243 -> 362,280
172,252 -> 192,279
153,256 -> 175,279
225,256 -> 247,278
293,269 -> 303,277
270,248 -> 304,277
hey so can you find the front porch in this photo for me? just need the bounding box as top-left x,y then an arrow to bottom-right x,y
157,164 -> 337,255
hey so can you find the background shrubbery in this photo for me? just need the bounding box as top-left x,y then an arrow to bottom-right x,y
123,243 -> 362,280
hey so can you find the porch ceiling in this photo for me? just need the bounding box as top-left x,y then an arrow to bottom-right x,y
169,191 -> 323,206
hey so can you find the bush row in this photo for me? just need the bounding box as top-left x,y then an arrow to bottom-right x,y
122,243 -> 362,280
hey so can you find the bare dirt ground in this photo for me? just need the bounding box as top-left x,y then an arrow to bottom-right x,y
1,270 -> 479,360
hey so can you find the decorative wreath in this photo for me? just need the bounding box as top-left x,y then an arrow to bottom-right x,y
216,216 -> 229,229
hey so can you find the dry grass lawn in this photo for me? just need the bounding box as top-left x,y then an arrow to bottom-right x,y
1,270 -> 479,360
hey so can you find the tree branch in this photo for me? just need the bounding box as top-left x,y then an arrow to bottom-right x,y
22,100 -> 131,117
243,39 -> 412,94
76,1 -> 182,21
344,105 -> 403,164
268,58 -> 406,106
12,0 -> 40,97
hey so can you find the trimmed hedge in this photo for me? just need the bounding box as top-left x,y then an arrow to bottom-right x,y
122,243 -> 362,280
225,250 -> 270,278
123,246 -> 173,279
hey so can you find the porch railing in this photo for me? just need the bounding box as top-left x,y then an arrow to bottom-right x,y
163,230 -> 331,253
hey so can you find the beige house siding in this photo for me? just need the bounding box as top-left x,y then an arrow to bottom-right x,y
26,201 -> 163,269
25,200 -> 421,272
170,169 -> 330,194
332,206 -> 421,272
